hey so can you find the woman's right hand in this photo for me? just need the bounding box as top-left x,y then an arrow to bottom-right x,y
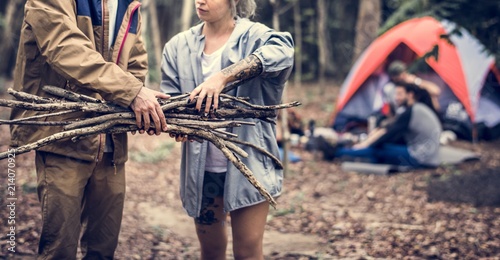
169,133 -> 189,142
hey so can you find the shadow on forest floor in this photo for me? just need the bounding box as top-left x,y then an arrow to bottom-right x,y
427,167 -> 500,207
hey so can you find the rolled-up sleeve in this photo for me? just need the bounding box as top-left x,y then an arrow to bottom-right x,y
251,30 -> 294,78
160,37 -> 182,96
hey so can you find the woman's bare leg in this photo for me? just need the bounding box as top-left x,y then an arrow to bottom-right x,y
230,201 -> 269,260
195,196 -> 228,260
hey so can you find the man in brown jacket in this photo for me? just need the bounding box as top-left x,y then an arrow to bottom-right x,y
10,0 -> 168,258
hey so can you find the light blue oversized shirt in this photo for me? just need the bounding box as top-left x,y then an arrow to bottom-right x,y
160,18 -> 294,217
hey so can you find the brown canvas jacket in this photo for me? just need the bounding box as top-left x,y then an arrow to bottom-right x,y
10,0 -> 148,164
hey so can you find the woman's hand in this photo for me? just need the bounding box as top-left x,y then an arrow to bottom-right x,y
189,72 -> 227,114
189,54 -> 263,114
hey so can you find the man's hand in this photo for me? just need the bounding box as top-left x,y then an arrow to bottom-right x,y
130,87 -> 170,135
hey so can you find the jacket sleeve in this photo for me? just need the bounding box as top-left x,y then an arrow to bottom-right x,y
160,36 -> 182,96
24,0 -> 143,107
250,26 -> 295,80
126,10 -> 148,83
370,107 -> 411,148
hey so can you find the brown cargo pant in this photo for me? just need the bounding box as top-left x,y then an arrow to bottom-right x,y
35,151 -> 125,260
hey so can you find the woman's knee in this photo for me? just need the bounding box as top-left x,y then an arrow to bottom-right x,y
199,239 -> 227,260
232,242 -> 263,260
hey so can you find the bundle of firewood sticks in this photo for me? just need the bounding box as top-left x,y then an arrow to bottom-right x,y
0,84 -> 300,207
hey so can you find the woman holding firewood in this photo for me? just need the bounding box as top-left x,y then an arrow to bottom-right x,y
160,0 -> 294,258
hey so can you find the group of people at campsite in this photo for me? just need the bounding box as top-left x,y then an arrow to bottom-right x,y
11,0 -> 293,259
312,60 -> 445,169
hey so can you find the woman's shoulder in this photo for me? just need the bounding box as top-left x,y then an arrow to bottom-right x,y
237,18 -> 292,41
238,18 -> 272,35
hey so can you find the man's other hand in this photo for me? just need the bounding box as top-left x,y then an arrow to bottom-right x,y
130,88 -> 170,135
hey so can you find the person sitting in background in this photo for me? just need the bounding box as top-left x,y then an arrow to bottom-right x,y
331,83 -> 442,168
384,60 -> 442,114
276,108 -> 305,147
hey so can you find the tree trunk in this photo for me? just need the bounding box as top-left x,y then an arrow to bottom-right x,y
325,1 -> 359,80
269,0 -> 280,31
354,0 -> 381,60
269,0 -> 290,177
181,0 -> 194,32
317,0 -> 328,89
141,0 -> 162,87
149,0 -> 162,71
293,0 -> 302,88
0,0 -> 24,79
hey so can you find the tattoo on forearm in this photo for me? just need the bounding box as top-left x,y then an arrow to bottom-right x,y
221,54 -> 263,81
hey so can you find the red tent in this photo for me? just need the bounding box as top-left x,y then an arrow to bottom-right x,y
332,17 -> 500,139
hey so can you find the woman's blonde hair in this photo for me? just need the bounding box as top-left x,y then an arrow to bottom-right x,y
230,0 -> 257,18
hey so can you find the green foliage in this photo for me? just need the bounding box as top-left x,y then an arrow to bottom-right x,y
380,0 -> 500,66
268,192 -> 304,219
379,0 -> 432,35
130,141 -> 175,164
0,13 -> 4,31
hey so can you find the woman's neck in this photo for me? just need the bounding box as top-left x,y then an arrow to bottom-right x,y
203,15 -> 235,38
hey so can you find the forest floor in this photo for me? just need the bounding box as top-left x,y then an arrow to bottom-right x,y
1,82 -> 499,259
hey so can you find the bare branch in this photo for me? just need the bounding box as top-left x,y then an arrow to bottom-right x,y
0,120 -> 72,126
8,88 -> 55,104
220,94 -> 301,110
42,85 -> 103,103
6,110 -> 76,123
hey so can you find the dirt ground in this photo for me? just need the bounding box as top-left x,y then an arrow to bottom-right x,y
1,82 -> 499,259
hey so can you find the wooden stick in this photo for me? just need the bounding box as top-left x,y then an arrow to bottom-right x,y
159,93 -> 190,104
161,99 -> 195,111
167,118 -> 255,129
8,88 -> 55,104
213,129 -> 238,138
42,85 -> 103,103
4,110 -> 76,123
209,137 -> 277,208
220,94 -> 302,110
0,120 -> 72,126
64,112 -> 135,130
222,137 -> 284,169
0,98 -> 129,113
221,79 -> 249,94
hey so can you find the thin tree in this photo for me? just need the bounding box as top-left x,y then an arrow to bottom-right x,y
354,0 -> 381,60
0,0 -> 24,79
269,0 -> 290,177
317,0 -> 328,90
293,0 -> 302,89
142,0 -> 162,87
181,0 -> 194,32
